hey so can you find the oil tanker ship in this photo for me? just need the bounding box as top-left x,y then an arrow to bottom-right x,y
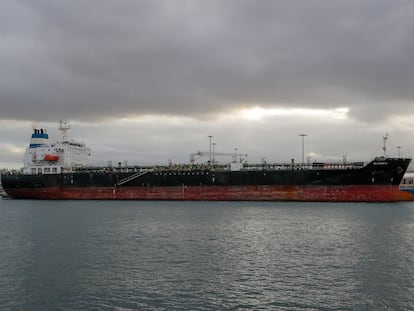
1,122 -> 412,202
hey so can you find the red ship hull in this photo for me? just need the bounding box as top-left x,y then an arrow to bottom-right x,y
4,185 -> 412,202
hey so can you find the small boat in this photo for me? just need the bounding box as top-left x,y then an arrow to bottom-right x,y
400,172 -> 414,196
0,181 -> 8,198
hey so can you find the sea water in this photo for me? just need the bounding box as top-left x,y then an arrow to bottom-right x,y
0,199 -> 413,310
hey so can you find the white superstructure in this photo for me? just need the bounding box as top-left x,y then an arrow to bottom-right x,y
23,121 -> 91,174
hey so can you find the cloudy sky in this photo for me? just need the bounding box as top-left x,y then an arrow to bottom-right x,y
1,0 -> 414,169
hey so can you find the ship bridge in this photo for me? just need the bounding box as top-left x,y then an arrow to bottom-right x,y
23,122 -> 91,175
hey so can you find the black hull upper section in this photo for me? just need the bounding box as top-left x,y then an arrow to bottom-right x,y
2,157 -> 410,190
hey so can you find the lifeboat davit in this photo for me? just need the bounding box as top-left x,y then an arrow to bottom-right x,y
44,154 -> 59,161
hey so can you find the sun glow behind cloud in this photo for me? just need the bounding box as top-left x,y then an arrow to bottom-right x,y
239,107 -> 349,121
5,144 -> 25,154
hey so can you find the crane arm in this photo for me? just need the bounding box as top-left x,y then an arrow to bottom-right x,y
189,151 -> 247,163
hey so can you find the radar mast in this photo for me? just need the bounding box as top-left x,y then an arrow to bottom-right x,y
59,120 -> 71,141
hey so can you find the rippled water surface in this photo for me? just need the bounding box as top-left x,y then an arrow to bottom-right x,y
1,199 -> 414,310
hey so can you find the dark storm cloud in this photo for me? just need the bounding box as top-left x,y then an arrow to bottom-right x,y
1,0 -> 414,122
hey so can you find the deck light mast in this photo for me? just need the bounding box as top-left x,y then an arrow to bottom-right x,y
299,133 -> 307,165
208,135 -> 213,164
382,133 -> 388,157
212,142 -> 216,165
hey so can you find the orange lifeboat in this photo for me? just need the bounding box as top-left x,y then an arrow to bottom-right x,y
44,154 -> 59,161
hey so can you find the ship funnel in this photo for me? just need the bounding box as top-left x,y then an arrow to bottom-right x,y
29,128 -> 49,148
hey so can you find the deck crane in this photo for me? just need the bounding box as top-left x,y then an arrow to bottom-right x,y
189,150 -> 247,164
